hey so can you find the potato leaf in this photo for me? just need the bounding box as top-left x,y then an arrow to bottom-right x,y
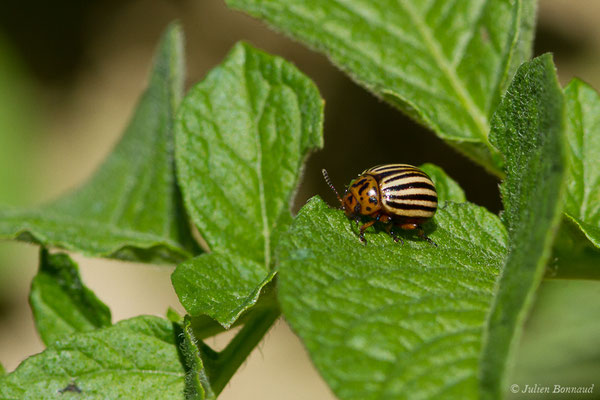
225,0 -> 537,175
172,42 -> 323,327
0,316 -> 186,399
480,54 -> 567,399
278,196 -> 507,399
30,248 -> 111,346
563,79 -> 600,249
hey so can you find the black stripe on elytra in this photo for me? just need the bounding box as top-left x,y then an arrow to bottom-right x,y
387,193 -> 438,202
373,169 -> 415,179
386,202 -> 437,211
371,164 -> 414,172
357,181 -> 370,194
382,172 -> 428,184
385,181 -> 436,191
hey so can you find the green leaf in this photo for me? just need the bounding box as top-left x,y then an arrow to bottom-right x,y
563,79 -> 600,249
420,163 -> 466,203
166,307 -> 183,323
172,42 -> 323,326
225,0 -> 536,175
278,197 -> 507,399
30,248 -> 111,346
173,253 -> 276,328
175,41 -> 323,260
0,316 -> 185,399
480,54 -> 567,399
0,362 -> 5,376
0,23 -> 199,264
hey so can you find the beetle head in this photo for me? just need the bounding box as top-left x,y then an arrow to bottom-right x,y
342,191 -> 361,217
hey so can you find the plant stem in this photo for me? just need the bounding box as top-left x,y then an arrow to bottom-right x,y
211,307 -> 280,395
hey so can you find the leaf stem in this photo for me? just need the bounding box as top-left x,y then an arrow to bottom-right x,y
212,307 -> 280,395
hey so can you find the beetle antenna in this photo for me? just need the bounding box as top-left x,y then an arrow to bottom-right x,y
322,168 -> 343,207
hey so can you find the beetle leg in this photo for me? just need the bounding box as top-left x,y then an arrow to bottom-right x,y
385,223 -> 403,245
358,220 -> 376,243
399,222 -> 418,231
379,213 -> 400,243
417,228 -> 437,247
399,222 -> 437,247
379,214 -> 391,223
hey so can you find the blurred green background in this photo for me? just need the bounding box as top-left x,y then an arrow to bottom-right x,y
0,1 -> 598,398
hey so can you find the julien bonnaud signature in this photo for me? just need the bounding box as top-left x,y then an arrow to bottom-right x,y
510,383 -> 595,394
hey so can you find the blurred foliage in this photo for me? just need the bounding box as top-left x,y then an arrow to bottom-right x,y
510,280 -> 600,396
0,25 -> 199,264
0,34 -> 39,301
0,34 -> 36,206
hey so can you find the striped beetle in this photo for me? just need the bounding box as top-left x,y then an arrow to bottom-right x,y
322,164 -> 437,246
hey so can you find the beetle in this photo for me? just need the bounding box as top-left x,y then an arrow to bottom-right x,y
322,164 -> 437,246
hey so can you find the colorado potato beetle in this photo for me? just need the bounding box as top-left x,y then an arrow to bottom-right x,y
322,164 -> 437,246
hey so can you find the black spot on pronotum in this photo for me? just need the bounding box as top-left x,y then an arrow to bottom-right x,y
357,181 -> 370,194
366,206 -> 372,212
353,178 -> 367,187
369,197 -> 378,204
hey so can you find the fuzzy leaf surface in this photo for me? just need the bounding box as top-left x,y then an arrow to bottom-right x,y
0,316 -> 185,399
30,249 -> 111,346
0,23 -> 198,264
226,0 -> 537,174
563,79 -> 600,249
172,42 -> 323,326
480,54 -> 567,399
278,197 -> 507,400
